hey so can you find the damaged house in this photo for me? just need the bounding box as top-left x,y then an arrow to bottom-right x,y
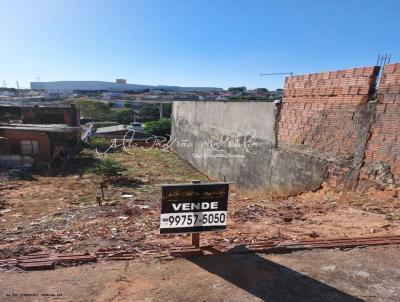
0,104 -> 81,167
0,103 -> 80,126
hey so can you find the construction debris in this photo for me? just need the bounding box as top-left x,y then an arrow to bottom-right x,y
0,252 -> 96,271
244,234 -> 400,253
1,234 -> 400,271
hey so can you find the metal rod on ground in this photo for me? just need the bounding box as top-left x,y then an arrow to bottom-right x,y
191,180 -> 201,247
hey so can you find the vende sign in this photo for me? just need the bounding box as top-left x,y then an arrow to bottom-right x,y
160,182 -> 229,234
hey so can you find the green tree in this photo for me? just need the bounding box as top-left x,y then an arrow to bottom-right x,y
90,137 -> 110,150
75,100 -> 116,121
124,102 -> 134,108
144,118 -> 171,136
93,158 -> 127,178
256,88 -> 269,93
228,86 -> 247,93
115,109 -> 134,124
138,104 -> 160,121
163,103 -> 172,117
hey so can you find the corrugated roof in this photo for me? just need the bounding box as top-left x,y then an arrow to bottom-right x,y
96,125 -> 131,134
0,124 -> 80,133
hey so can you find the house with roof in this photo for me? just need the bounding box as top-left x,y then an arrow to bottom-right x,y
0,124 -> 81,166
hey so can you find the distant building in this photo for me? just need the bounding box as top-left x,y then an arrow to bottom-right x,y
0,91 -> 16,97
110,100 -> 127,108
30,80 -> 222,94
101,92 -> 124,100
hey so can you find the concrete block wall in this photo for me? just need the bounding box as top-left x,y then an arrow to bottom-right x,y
171,101 -> 278,189
172,101 -> 327,195
278,67 -> 379,163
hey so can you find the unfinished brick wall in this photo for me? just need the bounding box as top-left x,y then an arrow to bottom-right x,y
1,129 -> 51,160
0,106 -> 22,122
22,104 -> 80,126
278,66 -> 379,164
363,63 -> 400,181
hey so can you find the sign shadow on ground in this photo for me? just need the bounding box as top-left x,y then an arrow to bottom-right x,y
188,246 -> 365,302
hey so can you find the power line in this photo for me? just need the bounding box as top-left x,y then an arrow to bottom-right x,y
259,72 -> 293,76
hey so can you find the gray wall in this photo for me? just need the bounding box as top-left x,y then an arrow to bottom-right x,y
172,101 -> 327,195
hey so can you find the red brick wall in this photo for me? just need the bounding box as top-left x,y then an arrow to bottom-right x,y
278,66 -> 379,162
3,129 -> 51,160
364,63 -> 400,176
22,105 -> 80,126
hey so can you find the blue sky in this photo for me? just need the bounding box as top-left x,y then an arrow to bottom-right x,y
1,0 -> 399,89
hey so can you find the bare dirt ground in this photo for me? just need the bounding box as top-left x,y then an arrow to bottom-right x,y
1,147 -> 400,259
1,147 -> 400,301
1,246 -> 400,302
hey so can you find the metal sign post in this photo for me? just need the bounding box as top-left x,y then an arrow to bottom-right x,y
191,180 -> 201,247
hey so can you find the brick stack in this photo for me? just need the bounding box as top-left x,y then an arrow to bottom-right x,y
278,66 -> 379,161
364,63 -> 400,176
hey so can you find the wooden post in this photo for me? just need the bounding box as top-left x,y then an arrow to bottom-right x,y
100,180 -> 107,200
191,233 -> 200,248
101,186 -> 105,200
191,180 -> 201,247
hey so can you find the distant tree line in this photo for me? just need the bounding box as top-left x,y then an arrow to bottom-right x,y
75,100 -> 171,124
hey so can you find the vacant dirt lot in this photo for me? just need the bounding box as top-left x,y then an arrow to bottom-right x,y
1,147 -> 400,259
1,246 -> 400,302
